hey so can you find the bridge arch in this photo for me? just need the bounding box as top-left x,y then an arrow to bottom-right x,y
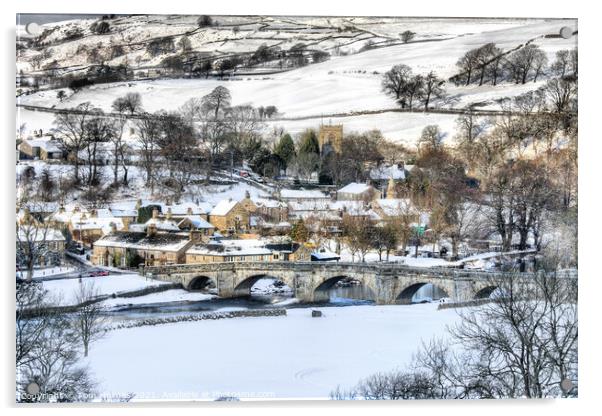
474,285 -> 500,299
233,273 -> 294,298
396,282 -> 450,304
313,275 -> 376,303
187,276 -> 216,291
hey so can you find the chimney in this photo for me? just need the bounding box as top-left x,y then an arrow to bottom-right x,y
187,206 -> 193,215
189,230 -> 201,242
166,207 -> 173,220
90,209 -> 97,218
152,208 -> 159,219
74,205 -> 81,213
59,204 -> 66,214
135,199 -> 142,210
245,190 -> 250,199
147,223 -> 157,237
110,222 -> 117,233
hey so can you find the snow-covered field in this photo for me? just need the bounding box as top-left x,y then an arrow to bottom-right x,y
87,303 -> 460,400
42,274 -> 168,306
16,18 -> 577,146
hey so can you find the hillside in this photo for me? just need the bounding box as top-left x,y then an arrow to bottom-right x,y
16,15 -> 577,146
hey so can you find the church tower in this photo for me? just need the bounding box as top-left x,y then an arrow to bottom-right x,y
318,124 -> 343,155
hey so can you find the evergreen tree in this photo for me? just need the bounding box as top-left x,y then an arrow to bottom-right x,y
298,129 -> 320,155
274,133 -> 295,167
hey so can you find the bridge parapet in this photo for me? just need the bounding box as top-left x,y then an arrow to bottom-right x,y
142,261 -> 572,280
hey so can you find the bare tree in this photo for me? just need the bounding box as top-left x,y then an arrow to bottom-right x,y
16,282 -> 96,402
135,112 -> 162,191
450,273 -> 577,398
53,102 -> 97,183
506,44 -> 547,84
421,71 -> 445,109
72,281 -> 106,357
551,49 -> 570,78
456,48 -> 480,85
333,272 -> 577,400
16,212 -> 53,282
342,215 -> 373,262
540,77 -> 577,114
381,64 -> 413,103
111,92 -> 143,115
400,30 -> 416,43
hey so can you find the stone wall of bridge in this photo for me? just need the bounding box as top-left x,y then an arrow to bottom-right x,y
142,262 -> 554,305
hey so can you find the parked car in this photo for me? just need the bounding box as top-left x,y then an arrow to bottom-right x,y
87,270 -> 109,277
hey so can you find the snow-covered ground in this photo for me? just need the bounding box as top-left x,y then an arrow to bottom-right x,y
42,274 -> 169,306
87,303 -> 460,400
19,266 -> 76,279
16,18 -> 577,146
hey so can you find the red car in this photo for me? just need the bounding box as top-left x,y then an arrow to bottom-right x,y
88,270 -> 110,277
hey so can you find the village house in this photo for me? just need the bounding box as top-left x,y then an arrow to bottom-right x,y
336,182 -> 377,201
160,201 -> 213,221
372,198 -> 420,223
16,226 -> 66,267
278,188 -> 331,204
91,224 -> 197,267
185,239 -> 275,264
70,209 -> 125,246
177,215 -> 215,235
18,137 -> 64,160
252,198 -> 288,222
185,238 -> 312,264
109,206 -> 138,230
331,200 -> 382,223
144,208 -> 181,232
208,199 -> 250,233
286,199 -> 342,228
17,202 -> 60,221
369,163 -> 408,197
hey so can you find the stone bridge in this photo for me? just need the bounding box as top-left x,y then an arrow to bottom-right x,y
141,262 -> 573,305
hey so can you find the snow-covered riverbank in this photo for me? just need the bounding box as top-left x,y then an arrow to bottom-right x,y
86,303 -> 460,401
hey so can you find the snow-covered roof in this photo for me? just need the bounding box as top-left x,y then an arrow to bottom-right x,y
210,199 -> 238,216
71,216 -> 125,235
375,198 -> 415,216
253,198 -> 286,208
21,138 -> 62,153
280,189 -> 329,200
145,218 -> 180,231
178,215 -> 214,229
187,238 -> 273,256
111,207 -> 138,218
369,165 -> 406,181
287,200 -> 333,212
337,182 -> 372,195
166,202 -> 212,216
16,227 -> 65,242
330,200 -> 380,220
311,250 -> 340,261
94,231 -> 191,252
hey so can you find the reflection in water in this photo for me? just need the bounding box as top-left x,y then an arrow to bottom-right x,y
412,284 -> 448,303
100,280 -> 447,324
